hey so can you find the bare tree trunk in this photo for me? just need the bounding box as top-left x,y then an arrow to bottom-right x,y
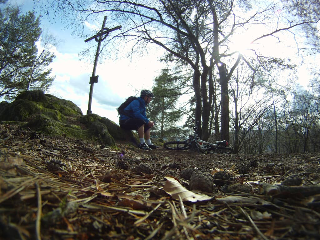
233,83 -> 239,153
258,126 -> 263,154
232,70 -> 240,153
201,66 -> 210,140
209,2 -> 230,142
214,78 -> 220,140
193,69 -> 202,137
208,64 -> 214,137
218,63 -> 229,142
273,101 -> 278,153
304,126 -> 309,153
160,96 -> 165,139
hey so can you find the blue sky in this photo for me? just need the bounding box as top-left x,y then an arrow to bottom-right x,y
4,0 -> 166,123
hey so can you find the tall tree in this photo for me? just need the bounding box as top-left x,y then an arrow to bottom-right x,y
0,6 -> 55,100
289,88 -> 319,152
148,69 -> 183,139
230,56 -> 296,153
40,0 -> 320,141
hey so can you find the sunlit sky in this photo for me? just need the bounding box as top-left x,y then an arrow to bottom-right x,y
3,0 -> 318,123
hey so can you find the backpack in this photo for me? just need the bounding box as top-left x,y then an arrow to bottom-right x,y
117,96 -> 138,116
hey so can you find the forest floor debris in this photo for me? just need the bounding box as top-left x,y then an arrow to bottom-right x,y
0,124 -> 320,239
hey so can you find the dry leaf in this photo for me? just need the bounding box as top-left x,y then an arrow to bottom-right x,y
100,192 -> 114,197
118,198 -> 152,211
0,154 -> 24,167
95,180 -> 103,191
264,219 -> 275,237
250,210 -> 272,220
211,168 -> 223,174
0,157 -> 24,170
301,194 -> 320,206
163,176 -> 212,202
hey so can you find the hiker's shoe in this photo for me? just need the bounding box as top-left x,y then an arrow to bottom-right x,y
138,143 -> 151,150
148,144 -> 157,149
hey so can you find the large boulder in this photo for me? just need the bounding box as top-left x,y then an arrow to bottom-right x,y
80,114 -> 138,146
0,90 -> 137,146
0,90 -> 82,122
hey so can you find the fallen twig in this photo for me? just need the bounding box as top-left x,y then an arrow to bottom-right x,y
35,181 -> 42,240
134,201 -> 165,225
145,222 -> 164,240
260,183 -> 320,197
240,207 -> 269,240
0,177 -> 38,204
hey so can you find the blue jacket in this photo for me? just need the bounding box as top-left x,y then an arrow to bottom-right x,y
119,97 -> 149,123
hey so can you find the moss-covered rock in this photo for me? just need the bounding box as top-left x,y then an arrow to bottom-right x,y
15,90 -> 46,102
25,114 -> 90,140
80,114 -> 138,146
0,90 -> 137,147
0,90 -> 82,122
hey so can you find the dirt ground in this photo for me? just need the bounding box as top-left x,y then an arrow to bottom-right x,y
0,124 -> 320,239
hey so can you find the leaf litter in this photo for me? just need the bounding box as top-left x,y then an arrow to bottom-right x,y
0,124 -> 320,239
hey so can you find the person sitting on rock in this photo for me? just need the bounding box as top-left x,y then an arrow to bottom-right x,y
119,90 -> 156,150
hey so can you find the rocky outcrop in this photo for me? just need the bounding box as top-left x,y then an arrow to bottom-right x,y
0,90 -> 137,146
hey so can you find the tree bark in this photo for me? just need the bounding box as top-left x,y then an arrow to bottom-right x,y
218,63 -> 229,142
208,64 -> 214,138
201,66 -> 210,140
273,101 -> 278,153
193,69 -> 202,137
233,88 -> 239,153
160,96 -> 165,139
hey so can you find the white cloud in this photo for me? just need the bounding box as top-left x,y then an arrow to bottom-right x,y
52,55 -> 90,77
84,21 -> 100,31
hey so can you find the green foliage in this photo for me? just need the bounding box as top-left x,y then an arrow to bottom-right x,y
148,69 -> 183,139
0,6 -> 55,100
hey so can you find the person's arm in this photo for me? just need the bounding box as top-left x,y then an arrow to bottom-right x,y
130,100 -> 149,123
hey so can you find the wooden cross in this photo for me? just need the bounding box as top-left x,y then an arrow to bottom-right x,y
85,16 -> 121,115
